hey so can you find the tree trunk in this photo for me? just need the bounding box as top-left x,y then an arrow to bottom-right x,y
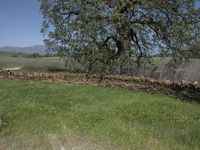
117,28 -> 132,75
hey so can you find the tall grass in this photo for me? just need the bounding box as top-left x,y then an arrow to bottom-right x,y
0,79 -> 200,150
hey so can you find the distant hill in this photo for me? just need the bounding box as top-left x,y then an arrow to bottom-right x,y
0,45 -> 46,55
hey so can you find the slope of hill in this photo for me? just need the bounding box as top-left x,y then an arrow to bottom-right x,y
0,45 -> 46,54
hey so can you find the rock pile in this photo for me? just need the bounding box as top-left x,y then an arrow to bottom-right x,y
0,71 -> 199,102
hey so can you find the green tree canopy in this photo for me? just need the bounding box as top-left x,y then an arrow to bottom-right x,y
40,0 -> 200,75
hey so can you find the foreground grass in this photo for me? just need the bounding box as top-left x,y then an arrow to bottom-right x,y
0,80 -> 200,150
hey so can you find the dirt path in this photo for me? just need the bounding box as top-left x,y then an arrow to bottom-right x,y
2,67 -> 21,71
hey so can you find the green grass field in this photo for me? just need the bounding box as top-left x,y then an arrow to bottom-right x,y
0,79 -> 200,150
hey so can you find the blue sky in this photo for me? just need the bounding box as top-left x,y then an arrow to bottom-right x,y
0,0 -> 43,47
0,1 -> 199,47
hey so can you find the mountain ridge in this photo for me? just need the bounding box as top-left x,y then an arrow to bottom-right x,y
0,45 -> 46,54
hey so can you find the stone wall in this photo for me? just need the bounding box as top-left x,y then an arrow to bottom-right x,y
0,69 -> 199,102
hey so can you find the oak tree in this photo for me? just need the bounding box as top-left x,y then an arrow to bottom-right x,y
40,0 -> 200,75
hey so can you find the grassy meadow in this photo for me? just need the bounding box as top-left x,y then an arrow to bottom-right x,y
0,79 -> 200,150
0,51 -> 65,72
0,51 -> 171,73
